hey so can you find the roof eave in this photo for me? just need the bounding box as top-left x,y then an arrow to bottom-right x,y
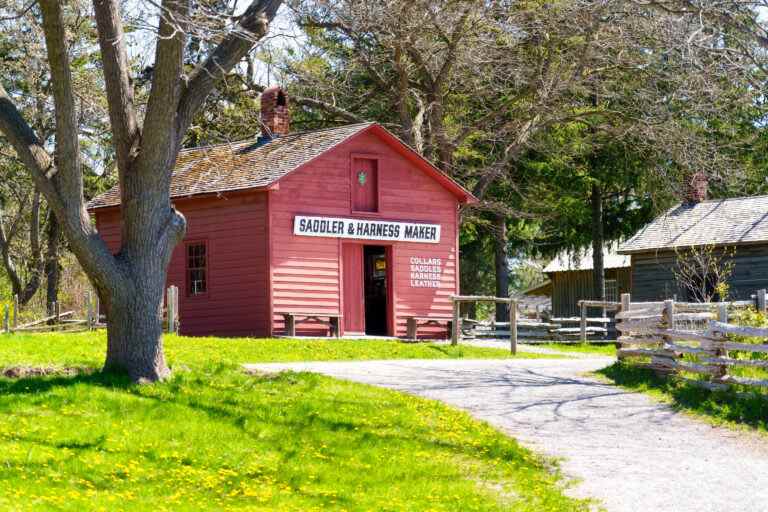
88,184 -> 278,212
619,238 -> 768,254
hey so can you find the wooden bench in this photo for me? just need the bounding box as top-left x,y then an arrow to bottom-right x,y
406,316 -> 453,340
279,312 -> 342,338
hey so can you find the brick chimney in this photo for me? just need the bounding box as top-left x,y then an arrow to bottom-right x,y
685,171 -> 708,204
260,86 -> 290,137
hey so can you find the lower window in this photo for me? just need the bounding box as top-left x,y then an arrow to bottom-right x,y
187,242 -> 208,296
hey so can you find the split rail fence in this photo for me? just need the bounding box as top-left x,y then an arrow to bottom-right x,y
451,295 -> 621,347
451,295 -> 519,354
617,290 -> 768,392
1,285 -> 180,335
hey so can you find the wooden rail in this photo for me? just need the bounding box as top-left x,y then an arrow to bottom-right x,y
616,290 -> 768,393
1,285 -> 180,335
575,299 -> 621,342
451,295 -> 518,354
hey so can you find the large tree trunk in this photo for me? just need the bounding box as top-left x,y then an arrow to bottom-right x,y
102,260 -> 170,381
590,182 -> 605,301
494,214 -> 509,322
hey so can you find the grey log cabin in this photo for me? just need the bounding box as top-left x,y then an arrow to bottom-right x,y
618,173 -> 768,302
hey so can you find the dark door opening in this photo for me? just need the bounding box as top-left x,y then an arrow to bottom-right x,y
364,245 -> 388,335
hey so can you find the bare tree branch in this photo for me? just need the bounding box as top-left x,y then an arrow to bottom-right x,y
177,0 -> 282,141
293,96 -> 368,123
93,0 -> 140,172
39,0 -> 82,196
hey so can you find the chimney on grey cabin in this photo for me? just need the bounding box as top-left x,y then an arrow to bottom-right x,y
260,86 -> 290,138
685,171 -> 708,204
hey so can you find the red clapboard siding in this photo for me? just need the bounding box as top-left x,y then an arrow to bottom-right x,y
94,192 -> 270,337
270,130 -> 459,337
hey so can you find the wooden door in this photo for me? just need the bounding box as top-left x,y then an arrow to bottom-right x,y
342,244 -> 365,334
352,157 -> 378,212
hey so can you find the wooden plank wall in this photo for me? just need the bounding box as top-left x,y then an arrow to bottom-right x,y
550,267 -> 631,317
631,245 -> 768,302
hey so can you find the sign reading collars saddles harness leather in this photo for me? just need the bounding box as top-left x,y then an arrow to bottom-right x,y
294,215 -> 441,244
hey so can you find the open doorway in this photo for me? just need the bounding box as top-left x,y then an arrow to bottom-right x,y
363,245 -> 388,335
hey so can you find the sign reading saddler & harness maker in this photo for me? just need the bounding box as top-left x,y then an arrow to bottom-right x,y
294,215 -> 441,244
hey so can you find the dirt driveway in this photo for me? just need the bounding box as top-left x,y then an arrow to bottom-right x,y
245,358 -> 768,512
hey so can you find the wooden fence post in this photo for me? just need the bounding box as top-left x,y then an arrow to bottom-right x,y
173,285 -> 179,333
451,298 -> 460,346
94,291 -> 100,326
757,289 -> 767,315
618,293 -> 631,360
510,298 -> 518,355
579,301 -> 587,343
654,299 -> 676,375
620,293 -> 631,315
712,302 -> 729,381
86,291 -> 94,330
12,294 -> 18,330
663,300 -> 675,328
166,286 -> 179,334
3,305 -> 9,334
167,286 -> 173,334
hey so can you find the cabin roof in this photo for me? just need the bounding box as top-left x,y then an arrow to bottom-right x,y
88,122 -> 476,209
618,195 -> 768,254
522,280 -> 552,297
543,244 -> 631,273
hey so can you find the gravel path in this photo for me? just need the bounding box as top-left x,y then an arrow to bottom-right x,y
245,358 -> 768,512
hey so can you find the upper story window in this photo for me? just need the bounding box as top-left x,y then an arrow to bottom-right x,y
352,157 -> 379,213
187,242 -> 208,296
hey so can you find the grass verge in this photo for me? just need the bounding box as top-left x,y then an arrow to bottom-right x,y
0,363 -> 588,510
533,343 -> 616,357
0,331 -> 556,370
598,361 -> 768,432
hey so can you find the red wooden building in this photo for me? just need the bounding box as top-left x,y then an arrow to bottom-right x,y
89,87 -> 476,338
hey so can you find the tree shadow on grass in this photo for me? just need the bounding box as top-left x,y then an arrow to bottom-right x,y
0,368 -> 133,396
598,362 -> 768,431
425,345 -> 454,357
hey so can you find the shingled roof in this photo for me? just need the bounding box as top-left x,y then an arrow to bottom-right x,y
89,122 -> 477,209
543,243 -> 630,273
618,195 -> 768,254
89,123 -> 377,209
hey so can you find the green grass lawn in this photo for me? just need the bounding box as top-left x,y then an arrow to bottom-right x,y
535,342 -> 617,357
0,332 -> 587,511
598,362 -> 768,432
0,331 -> 553,370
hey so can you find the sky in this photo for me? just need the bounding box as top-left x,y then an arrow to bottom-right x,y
123,1 -> 303,87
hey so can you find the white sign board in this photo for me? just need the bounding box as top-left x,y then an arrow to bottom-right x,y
294,215 -> 441,244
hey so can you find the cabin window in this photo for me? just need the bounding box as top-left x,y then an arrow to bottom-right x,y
352,157 -> 379,212
187,242 -> 208,296
605,279 -> 618,303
